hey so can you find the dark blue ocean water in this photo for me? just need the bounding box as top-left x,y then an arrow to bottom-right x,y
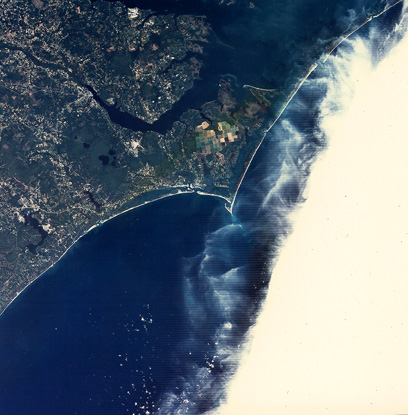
0,195 -> 253,414
0,87 -> 319,414
0,2 -> 403,415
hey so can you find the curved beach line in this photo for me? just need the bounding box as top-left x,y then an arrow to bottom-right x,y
229,0 -> 402,213
0,187 -> 229,317
0,0 -> 402,317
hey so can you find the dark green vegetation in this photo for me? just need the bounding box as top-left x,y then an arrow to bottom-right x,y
0,0 -> 402,313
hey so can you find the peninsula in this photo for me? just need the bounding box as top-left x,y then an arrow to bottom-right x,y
0,0 -> 401,314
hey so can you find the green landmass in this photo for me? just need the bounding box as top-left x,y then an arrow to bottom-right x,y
0,0 -> 271,314
0,0 -> 402,314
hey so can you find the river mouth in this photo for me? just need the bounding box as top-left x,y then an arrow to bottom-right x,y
98,0 -> 401,136
0,2 -> 404,415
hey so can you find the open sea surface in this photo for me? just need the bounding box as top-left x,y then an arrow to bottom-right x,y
0,1 -> 405,414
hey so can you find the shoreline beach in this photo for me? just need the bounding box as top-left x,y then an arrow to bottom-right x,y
0,0 -> 401,318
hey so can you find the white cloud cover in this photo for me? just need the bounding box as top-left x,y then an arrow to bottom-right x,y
217,10 -> 408,415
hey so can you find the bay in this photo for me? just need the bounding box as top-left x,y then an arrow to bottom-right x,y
0,2 -> 404,415
0,194 -> 246,414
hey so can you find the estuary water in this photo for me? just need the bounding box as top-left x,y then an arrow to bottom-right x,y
0,2 -> 407,415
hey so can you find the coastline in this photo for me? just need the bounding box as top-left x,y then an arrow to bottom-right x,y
229,0 -> 402,213
230,62 -> 318,213
0,0 -> 402,319
322,0 -> 403,61
0,187 -> 230,317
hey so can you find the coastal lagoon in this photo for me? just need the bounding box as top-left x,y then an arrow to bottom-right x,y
1,1 -> 407,415
220,5 -> 408,414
